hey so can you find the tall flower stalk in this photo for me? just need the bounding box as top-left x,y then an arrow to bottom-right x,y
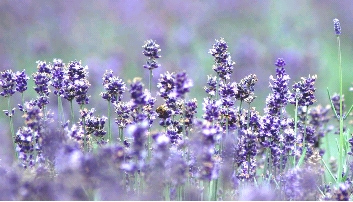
333,18 -> 345,183
142,39 -> 161,159
101,70 -> 126,144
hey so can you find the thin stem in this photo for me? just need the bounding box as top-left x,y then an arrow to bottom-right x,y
81,104 -> 87,152
108,101 -> 112,144
7,97 -> 16,158
70,100 -> 74,125
149,69 -> 152,94
293,97 -> 298,167
337,35 -> 344,183
216,75 -> 219,100
119,127 -> 124,143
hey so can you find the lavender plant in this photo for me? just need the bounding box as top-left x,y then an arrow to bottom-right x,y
2,19 -> 353,201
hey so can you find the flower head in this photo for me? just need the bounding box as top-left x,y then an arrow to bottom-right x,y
101,70 -> 126,103
15,70 -> 29,93
333,18 -> 341,35
209,38 -> 235,80
290,75 -> 317,107
51,58 -> 65,96
0,69 -> 17,97
142,39 -> 161,70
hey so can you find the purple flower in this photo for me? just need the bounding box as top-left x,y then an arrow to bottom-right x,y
265,58 -> 291,116
130,78 -> 148,106
333,18 -> 341,35
290,75 -> 317,106
209,38 -> 235,80
219,81 -> 236,107
128,121 -> 148,161
234,74 -> 258,103
114,101 -> 133,128
204,75 -> 217,97
0,69 -> 17,97
85,112 -> 108,138
36,60 -> 51,74
193,120 -> 221,180
157,71 -> 175,99
151,133 -> 170,168
142,39 -> 161,70
22,101 -> 43,131
101,69 -> 126,103
74,79 -> 91,105
142,39 -> 161,59
283,167 -> 320,200
175,71 -> 193,99
51,58 -> 65,96
15,126 -> 35,168
33,71 -> 51,96
202,98 -> 221,123
61,78 -> 76,102
184,98 -> 198,128
15,70 -> 29,93
65,60 -> 88,82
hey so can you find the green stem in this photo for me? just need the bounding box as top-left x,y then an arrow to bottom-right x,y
81,104 -> 87,152
216,75 -> 219,100
7,97 -> 16,158
337,35 -> 344,183
119,128 -> 124,143
293,97 -> 298,167
108,101 -> 112,144
70,100 -> 74,125
164,182 -> 170,201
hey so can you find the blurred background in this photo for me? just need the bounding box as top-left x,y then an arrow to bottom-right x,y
0,0 -> 352,163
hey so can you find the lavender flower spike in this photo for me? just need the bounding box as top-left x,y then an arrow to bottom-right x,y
0,69 -> 17,97
333,18 -> 341,35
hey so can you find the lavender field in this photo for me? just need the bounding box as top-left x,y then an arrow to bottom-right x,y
0,1 -> 353,200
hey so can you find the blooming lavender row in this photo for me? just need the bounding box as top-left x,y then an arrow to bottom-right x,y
0,19 -> 352,200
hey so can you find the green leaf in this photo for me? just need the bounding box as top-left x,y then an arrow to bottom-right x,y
327,88 -> 339,119
297,147 -> 307,167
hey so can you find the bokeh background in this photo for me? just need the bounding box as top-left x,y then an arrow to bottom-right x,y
0,0 -> 352,164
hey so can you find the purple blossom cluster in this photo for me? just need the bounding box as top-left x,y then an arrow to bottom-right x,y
0,30 -> 351,200
209,38 -> 235,80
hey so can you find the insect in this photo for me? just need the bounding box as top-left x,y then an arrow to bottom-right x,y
156,104 -> 169,119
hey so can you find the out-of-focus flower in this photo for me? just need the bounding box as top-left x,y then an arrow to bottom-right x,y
331,93 -> 345,118
15,126 -> 35,168
175,71 -> 193,99
333,18 -> 341,35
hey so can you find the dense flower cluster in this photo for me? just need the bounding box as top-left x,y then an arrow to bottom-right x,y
62,60 -> 91,105
101,69 -> 126,103
209,38 -> 235,80
290,75 -> 317,106
0,69 -> 17,97
1,29 -> 351,200
142,39 -> 161,70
